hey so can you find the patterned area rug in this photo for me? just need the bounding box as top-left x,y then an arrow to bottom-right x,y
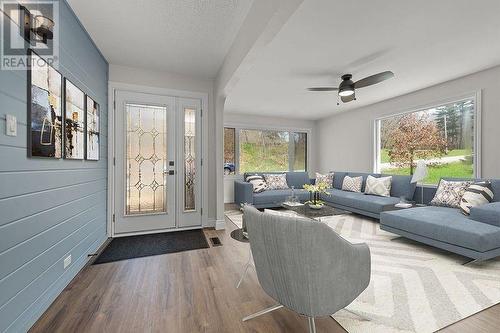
225,210 -> 500,333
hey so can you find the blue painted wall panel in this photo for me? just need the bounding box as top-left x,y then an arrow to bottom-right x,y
0,0 -> 108,331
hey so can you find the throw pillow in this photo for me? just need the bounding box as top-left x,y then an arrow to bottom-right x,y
342,175 -> 363,193
365,175 -> 392,197
430,179 -> 472,208
245,175 -> 267,193
459,181 -> 494,215
315,172 -> 334,188
263,173 -> 289,190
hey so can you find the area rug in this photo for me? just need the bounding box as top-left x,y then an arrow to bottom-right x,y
93,229 -> 209,264
227,210 -> 500,333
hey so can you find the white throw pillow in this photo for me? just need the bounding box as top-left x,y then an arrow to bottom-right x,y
263,173 -> 289,190
245,175 -> 267,193
430,180 -> 472,208
365,175 -> 392,197
315,172 -> 334,188
342,176 -> 363,193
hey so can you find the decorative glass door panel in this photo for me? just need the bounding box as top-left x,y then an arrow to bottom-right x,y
184,108 -> 196,211
126,104 -> 167,215
177,98 -> 202,228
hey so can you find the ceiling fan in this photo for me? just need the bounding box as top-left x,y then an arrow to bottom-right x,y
307,71 -> 394,104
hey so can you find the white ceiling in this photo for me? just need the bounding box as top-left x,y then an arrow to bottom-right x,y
225,0 -> 500,120
67,0 -> 254,79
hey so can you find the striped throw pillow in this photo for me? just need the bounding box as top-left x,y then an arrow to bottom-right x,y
245,175 -> 268,193
460,181 -> 494,215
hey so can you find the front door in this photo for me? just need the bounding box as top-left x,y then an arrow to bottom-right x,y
114,91 -> 202,235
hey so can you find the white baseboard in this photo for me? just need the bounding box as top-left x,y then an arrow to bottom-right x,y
215,219 -> 226,230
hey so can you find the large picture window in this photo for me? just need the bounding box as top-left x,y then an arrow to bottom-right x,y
375,96 -> 479,185
224,127 -> 308,175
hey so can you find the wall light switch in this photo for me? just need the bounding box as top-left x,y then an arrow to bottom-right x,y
64,255 -> 72,269
6,114 -> 17,136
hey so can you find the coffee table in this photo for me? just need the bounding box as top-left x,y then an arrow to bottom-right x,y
281,202 -> 350,221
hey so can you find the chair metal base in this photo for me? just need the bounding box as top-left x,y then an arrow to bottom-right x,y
236,248 -> 254,288
243,304 -> 317,333
307,317 -> 316,333
242,304 -> 283,322
331,308 -> 371,322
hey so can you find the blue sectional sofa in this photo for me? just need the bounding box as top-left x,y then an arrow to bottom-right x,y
235,171 -> 500,261
319,171 -> 415,219
234,172 -> 315,209
380,178 -> 500,262
234,171 -> 416,218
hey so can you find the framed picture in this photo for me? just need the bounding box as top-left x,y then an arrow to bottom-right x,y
86,96 -> 100,160
64,78 -> 85,159
28,49 -> 63,158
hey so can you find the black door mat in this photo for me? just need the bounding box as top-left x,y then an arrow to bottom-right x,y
93,229 -> 209,264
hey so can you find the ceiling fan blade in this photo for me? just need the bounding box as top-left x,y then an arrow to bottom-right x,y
307,87 -> 338,91
354,71 -> 394,89
341,94 -> 355,103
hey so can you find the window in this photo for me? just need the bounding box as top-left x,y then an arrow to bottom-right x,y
224,127 -> 236,175
223,127 -> 308,175
375,97 -> 479,185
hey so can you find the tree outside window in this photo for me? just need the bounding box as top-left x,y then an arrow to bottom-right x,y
377,98 -> 475,184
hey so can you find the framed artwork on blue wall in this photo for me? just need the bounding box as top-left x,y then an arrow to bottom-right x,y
64,78 -> 85,159
86,96 -> 100,160
28,49 -> 63,158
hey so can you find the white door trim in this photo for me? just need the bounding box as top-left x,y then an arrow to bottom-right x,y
107,81 -> 210,237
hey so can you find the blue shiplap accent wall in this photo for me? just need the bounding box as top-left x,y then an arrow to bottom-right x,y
0,1 -> 108,332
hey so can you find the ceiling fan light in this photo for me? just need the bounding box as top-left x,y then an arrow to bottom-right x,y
338,88 -> 354,97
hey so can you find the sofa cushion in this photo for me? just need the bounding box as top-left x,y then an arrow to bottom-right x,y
332,171 -> 347,190
253,189 -> 310,206
322,189 -> 399,214
469,202 -> 500,227
286,172 -> 310,189
380,206 -> 500,252
382,174 -> 416,201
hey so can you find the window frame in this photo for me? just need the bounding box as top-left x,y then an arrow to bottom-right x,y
373,91 -> 482,185
223,123 -> 311,178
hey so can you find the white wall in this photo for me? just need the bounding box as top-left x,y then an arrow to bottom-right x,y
223,112 -> 316,203
109,64 -> 220,226
316,65 -> 500,178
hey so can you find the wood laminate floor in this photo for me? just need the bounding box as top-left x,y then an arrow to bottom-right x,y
30,216 -> 500,333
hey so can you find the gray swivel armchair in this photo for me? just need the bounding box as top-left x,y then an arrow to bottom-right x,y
242,205 -> 371,333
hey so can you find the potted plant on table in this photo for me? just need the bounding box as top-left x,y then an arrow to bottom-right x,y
303,182 -> 329,209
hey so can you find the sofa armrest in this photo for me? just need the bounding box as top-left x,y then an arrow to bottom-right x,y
234,180 -> 254,205
469,202 -> 500,227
